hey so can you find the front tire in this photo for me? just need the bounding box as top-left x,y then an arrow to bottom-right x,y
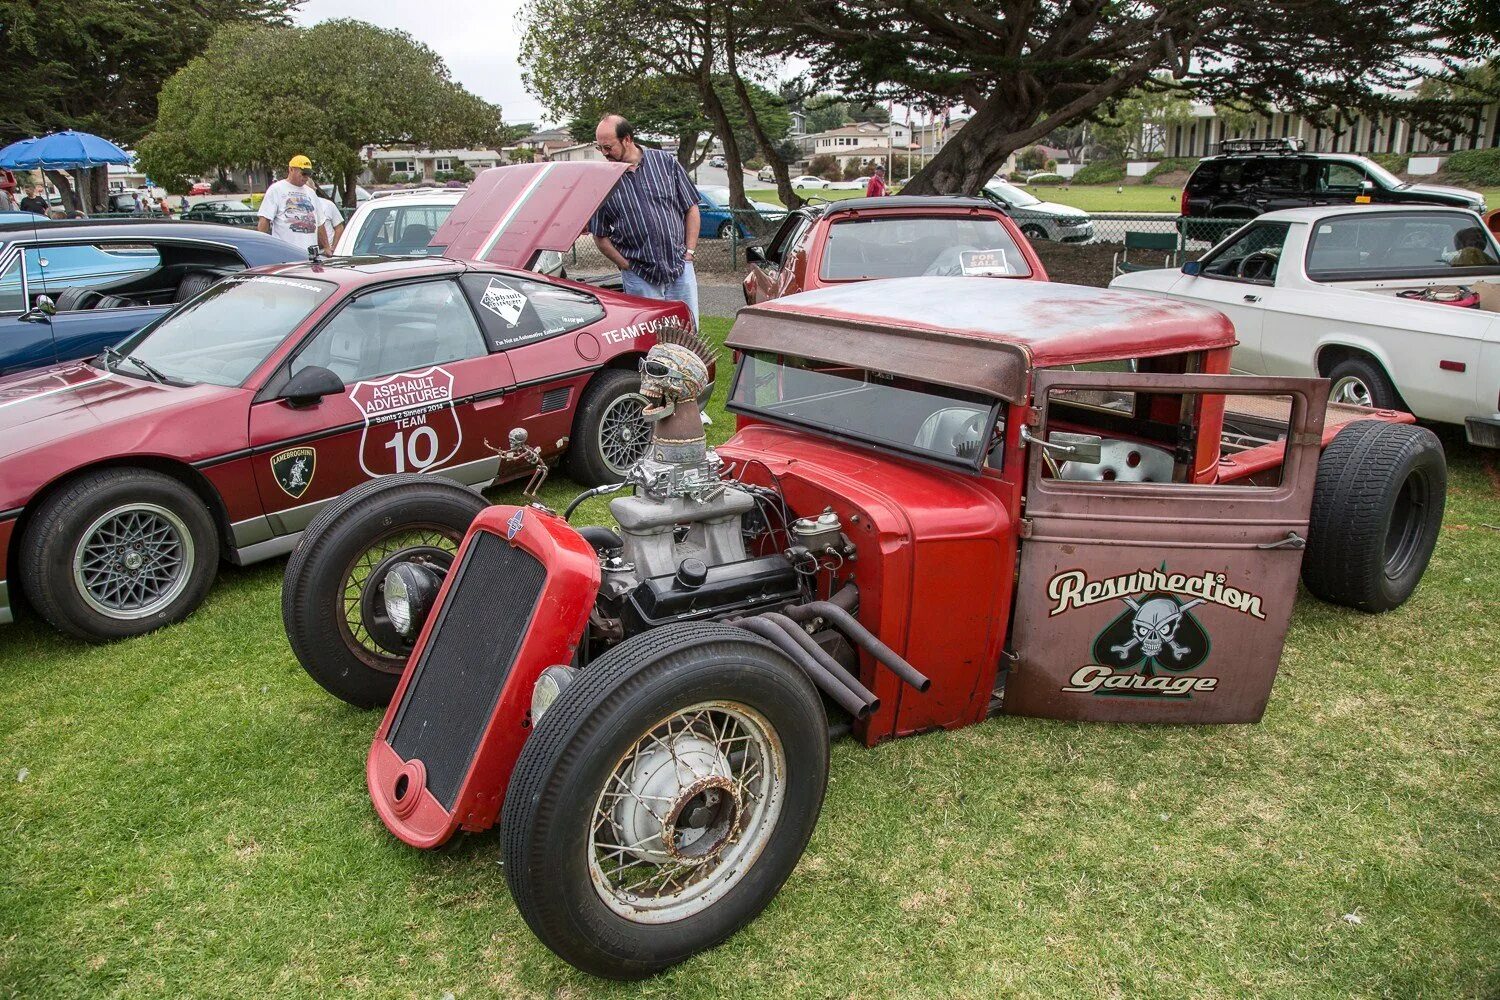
1328,356 -> 1404,410
1020,224 -> 1049,243
19,468 -> 219,641
716,220 -> 735,240
502,623 -> 828,980
565,369 -> 651,485
1303,420 -> 1446,612
281,474 -> 487,707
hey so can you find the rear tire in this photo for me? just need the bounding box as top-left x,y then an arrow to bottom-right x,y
1302,420 -> 1446,612
1328,356 -> 1403,410
281,474 -> 487,707
174,271 -> 219,303
502,623 -> 828,980
565,369 -> 650,486
716,220 -> 735,240
19,468 -> 219,641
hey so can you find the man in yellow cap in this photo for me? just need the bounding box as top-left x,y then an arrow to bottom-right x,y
257,154 -> 328,253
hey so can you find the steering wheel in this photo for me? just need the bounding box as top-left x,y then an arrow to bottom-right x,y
1398,229 -> 1434,249
1236,250 -> 1278,281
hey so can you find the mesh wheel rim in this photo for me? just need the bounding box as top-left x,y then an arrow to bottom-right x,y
599,392 -> 651,476
72,503 -> 194,620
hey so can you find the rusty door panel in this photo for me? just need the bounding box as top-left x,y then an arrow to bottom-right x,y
1003,371 -> 1328,725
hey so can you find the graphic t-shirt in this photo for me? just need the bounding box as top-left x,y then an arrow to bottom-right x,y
258,179 -> 322,251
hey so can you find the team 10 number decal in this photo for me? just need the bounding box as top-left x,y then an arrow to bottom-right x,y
349,366 -> 463,477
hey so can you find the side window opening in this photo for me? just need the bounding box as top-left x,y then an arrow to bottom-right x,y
291,279 -> 485,383
0,254 -> 23,313
1197,222 -> 1291,283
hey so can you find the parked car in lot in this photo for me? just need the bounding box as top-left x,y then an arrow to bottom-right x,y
789,175 -> 829,189
335,188 -> 565,277
0,219 -> 302,376
1182,138 -> 1486,222
0,161 -> 709,641
694,185 -> 785,240
188,181 -> 213,196
1111,205 -> 1500,447
709,155 -> 726,168
179,199 -> 260,226
284,277 -> 1444,979
756,164 -> 776,182
982,177 -> 1095,243
743,195 -> 1047,304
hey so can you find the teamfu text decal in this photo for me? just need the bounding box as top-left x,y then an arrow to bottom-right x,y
270,446 -> 316,499
1046,565 -> 1267,699
349,366 -> 462,477
600,315 -> 686,345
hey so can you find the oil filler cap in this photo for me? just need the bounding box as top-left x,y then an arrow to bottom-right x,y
676,558 -> 708,589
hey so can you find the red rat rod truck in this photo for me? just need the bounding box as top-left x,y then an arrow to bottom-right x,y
282,277 -> 1446,979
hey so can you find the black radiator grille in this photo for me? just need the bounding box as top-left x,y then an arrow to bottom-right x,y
387,531 -> 547,810
540,386 -> 571,413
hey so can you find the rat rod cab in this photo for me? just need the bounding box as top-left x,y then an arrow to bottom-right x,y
282,278 -> 1446,979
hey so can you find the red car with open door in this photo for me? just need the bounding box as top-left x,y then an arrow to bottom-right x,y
743,195 -> 1048,304
285,278 -> 1446,979
0,162 -> 709,643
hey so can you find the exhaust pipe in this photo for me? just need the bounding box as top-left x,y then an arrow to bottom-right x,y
734,617 -> 874,720
761,612 -> 879,714
783,601 -> 932,693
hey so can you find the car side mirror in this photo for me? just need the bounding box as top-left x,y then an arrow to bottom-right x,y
1359,179 -> 1375,192
280,365 -> 344,408
20,295 -> 56,321
745,245 -> 767,264
1181,260 -> 1202,276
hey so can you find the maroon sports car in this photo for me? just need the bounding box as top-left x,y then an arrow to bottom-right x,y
0,162 -> 700,641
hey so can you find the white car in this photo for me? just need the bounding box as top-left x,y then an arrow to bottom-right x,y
982,178 -> 1095,243
335,189 -> 565,276
790,175 -> 829,189
1111,205 -> 1500,447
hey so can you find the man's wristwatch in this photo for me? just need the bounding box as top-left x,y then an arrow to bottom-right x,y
683,248 -> 695,259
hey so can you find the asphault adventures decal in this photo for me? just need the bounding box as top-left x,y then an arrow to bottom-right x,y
1046,565 -> 1267,698
349,366 -> 462,477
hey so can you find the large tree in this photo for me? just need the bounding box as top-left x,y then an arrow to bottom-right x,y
771,0 -> 1500,195
136,19 -> 502,203
0,0 -> 293,146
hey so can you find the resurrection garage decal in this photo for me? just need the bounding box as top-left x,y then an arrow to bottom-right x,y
1047,565 -> 1267,699
271,446 -> 316,498
349,366 -> 462,477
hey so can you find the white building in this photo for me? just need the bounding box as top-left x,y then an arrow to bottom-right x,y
1162,101 -> 1500,159
364,146 -> 503,181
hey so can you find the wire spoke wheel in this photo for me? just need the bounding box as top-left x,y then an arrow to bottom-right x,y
588,700 -> 786,923
71,503 -> 194,620
336,525 -> 457,670
599,392 -> 651,476
1331,375 -> 1373,407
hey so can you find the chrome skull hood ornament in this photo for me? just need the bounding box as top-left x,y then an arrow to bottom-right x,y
638,342 -> 709,422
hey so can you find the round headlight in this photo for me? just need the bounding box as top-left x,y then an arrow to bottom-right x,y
531,665 -> 579,725
382,562 -> 441,638
383,566 -> 413,635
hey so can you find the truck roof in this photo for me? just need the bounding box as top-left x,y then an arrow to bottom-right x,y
728,277 -> 1235,403
1256,204 -> 1485,224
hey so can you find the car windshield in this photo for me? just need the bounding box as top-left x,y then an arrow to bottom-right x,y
986,181 -> 1041,208
1305,211 -> 1500,279
699,186 -> 730,206
821,216 -> 1031,280
1355,156 -> 1408,190
110,274 -> 335,386
351,202 -> 454,256
730,351 -> 1002,469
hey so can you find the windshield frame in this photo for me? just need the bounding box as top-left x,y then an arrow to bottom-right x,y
727,350 -> 1004,473
106,273 -> 337,388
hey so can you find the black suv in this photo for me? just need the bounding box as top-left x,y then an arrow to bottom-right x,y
1182,138 -> 1485,220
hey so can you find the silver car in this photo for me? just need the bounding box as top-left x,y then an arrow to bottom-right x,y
982,179 -> 1095,243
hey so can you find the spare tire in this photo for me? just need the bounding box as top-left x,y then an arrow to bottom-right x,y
1302,420 -> 1446,612
174,271 -> 219,303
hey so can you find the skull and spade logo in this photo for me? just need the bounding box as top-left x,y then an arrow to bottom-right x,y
1090,592 -> 1211,674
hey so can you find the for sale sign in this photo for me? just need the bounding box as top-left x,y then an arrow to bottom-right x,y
348,366 -> 463,477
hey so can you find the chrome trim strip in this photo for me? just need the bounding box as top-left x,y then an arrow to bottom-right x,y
0,580 -> 11,625
230,514 -> 275,549
235,532 -> 301,566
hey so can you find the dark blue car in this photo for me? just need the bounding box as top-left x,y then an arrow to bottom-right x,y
695,186 -> 786,240
0,219 -> 302,376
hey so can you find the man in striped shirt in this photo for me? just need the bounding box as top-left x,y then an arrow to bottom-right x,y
588,115 -> 701,326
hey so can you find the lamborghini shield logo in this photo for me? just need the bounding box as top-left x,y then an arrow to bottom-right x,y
271,447 -> 317,498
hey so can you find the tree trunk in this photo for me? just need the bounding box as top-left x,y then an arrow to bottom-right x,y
343,169 -> 357,208
86,166 -> 108,213
723,9 -> 801,214
676,130 -> 701,169
698,66 -> 750,213
45,169 -> 81,214
900,99 -> 1026,196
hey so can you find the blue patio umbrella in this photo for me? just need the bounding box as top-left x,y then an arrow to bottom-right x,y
0,130 -> 132,170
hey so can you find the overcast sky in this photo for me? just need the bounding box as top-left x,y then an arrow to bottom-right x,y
293,0 -> 549,125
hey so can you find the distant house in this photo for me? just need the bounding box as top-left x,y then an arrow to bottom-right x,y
364,146 -> 502,181
502,128 -> 577,163
546,142 -> 605,163
805,122 -> 914,169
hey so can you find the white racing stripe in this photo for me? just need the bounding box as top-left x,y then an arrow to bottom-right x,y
0,371 -> 111,410
476,162 -> 558,261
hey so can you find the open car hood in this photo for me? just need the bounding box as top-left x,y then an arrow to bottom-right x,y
431,161 -> 629,268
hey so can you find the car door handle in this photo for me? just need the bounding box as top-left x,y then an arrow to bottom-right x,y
1257,531 -> 1306,550
1243,294 -> 1261,303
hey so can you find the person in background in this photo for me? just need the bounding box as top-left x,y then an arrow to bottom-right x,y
0,171 -> 15,212
257,154 -> 329,254
316,192 -> 344,250
865,163 -> 888,198
588,114 -> 700,325
18,184 -> 49,216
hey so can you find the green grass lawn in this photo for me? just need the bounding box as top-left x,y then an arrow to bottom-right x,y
749,185 -> 1500,215
2,317 -> 1498,997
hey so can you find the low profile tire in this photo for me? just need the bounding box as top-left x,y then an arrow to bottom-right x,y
281,474 -> 487,707
174,271 -> 219,303
716,220 -> 735,240
19,468 -> 219,641
1020,224 -> 1049,243
565,369 -> 651,486
1302,420 -> 1446,612
1328,356 -> 1403,410
502,622 -> 829,980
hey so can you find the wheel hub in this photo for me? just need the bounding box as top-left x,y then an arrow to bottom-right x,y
612,736 -> 742,867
